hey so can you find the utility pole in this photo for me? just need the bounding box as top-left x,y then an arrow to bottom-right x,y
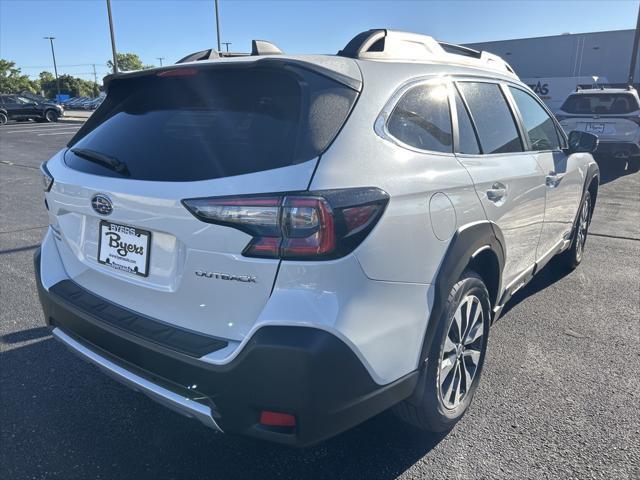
92,64 -> 98,96
628,2 -> 640,86
214,0 -> 221,51
222,42 -> 231,52
43,36 -> 61,98
157,57 -> 165,66
106,0 -> 118,73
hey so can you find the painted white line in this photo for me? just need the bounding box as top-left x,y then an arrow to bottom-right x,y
4,127 -> 81,134
37,130 -> 82,136
2,122 -> 76,129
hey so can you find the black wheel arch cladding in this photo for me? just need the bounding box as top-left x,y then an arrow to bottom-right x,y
419,221 -> 505,367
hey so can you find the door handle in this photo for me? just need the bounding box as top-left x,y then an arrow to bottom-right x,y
486,183 -> 507,203
546,172 -> 564,188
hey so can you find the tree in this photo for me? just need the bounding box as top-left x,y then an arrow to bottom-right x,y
0,59 -> 39,94
107,52 -> 153,72
39,73 -> 98,98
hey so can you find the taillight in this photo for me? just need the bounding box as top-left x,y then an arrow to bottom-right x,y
182,188 -> 388,260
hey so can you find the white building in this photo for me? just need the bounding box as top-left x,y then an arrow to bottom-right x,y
465,30 -> 639,111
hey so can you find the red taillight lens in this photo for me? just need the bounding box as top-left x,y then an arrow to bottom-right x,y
259,411 -> 296,427
156,68 -> 199,77
182,188 -> 388,260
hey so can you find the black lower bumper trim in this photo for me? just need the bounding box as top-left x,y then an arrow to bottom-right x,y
49,280 -> 228,358
34,249 -> 418,446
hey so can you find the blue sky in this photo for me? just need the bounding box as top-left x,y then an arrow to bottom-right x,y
0,0 -> 637,81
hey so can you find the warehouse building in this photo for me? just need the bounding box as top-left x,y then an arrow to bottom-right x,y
465,29 -> 639,111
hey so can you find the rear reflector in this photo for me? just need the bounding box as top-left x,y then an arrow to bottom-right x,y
260,411 -> 296,427
182,188 -> 389,260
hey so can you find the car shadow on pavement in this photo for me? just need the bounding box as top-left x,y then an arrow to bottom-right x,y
595,154 -> 638,185
498,261 -> 569,319
1,333 -> 448,480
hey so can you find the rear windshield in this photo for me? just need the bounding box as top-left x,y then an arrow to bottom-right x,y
65,65 -> 358,182
560,93 -> 639,115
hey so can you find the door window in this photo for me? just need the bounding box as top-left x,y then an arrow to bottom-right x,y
457,82 -> 523,154
386,83 -> 453,153
509,87 -> 561,151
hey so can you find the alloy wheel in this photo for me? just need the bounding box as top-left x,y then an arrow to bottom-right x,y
575,196 -> 590,262
439,295 -> 485,409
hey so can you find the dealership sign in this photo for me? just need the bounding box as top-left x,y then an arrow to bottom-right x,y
523,76 -> 609,112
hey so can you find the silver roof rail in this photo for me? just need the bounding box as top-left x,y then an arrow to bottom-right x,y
176,40 -> 284,64
338,29 -> 518,78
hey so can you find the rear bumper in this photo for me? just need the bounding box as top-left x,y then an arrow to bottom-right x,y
35,249 -> 417,446
595,141 -> 640,157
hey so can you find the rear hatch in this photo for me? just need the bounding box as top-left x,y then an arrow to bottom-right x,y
558,92 -> 640,141
45,59 -> 360,343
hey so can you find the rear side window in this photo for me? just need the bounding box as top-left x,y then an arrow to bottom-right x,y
560,93 -> 640,114
457,82 -> 522,154
66,66 -> 358,182
509,87 -> 560,151
453,88 -> 481,154
386,83 -> 453,153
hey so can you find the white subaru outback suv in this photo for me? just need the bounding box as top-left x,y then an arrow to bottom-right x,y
557,87 -> 640,170
36,30 -> 600,446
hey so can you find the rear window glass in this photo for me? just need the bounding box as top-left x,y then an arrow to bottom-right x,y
561,93 -> 639,115
66,66 -> 358,182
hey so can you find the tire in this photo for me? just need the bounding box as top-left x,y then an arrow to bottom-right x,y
629,156 -> 640,173
0,112 -> 7,126
44,109 -> 59,123
558,191 -> 591,271
393,270 -> 491,432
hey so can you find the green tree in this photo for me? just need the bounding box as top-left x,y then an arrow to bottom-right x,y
107,52 -> 153,72
39,73 -> 98,98
0,59 -> 38,94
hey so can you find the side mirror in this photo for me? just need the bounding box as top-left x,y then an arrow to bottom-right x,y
567,130 -> 598,154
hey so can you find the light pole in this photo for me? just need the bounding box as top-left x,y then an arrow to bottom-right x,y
157,57 -> 165,66
43,36 -> 61,98
214,0 -> 221,51
106,0 -> 118,73
222,42 -> 231,52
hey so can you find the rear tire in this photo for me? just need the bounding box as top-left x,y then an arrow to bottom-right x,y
558,191 -> 591,271
393,270 -> 490,432
0,112 -> 7,126
44,109 -> 59,123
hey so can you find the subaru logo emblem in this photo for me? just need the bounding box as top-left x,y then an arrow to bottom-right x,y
91,194 -> 113,216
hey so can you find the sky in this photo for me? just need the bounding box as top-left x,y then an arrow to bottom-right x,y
0,0 -> 638,81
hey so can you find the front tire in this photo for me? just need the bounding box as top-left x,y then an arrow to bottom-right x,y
0,112 -> 7,126
558,191 -> 591,270
44,109 -> 59,123
393,270 -> 490,432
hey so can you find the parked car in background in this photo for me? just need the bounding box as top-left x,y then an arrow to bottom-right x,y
0,94 -> 64,124
556,87 -> 640,170
36,29 -> 599,446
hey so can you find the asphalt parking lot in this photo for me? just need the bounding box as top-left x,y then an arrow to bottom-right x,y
1,120 -> 638,480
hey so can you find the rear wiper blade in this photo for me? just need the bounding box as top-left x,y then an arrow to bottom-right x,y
70,148 -> 130,176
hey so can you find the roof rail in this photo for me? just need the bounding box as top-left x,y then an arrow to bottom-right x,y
176,40 -> 284,64
337,29 -> 517,78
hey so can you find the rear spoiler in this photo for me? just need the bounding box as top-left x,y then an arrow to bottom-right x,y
103,57 -> 362,92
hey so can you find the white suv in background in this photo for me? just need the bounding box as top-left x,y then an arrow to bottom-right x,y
556,87 -> 640,170
36,30 -> 600,446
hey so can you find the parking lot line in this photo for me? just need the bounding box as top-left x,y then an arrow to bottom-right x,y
4,126 -> 81,134
37,129 -> 82,136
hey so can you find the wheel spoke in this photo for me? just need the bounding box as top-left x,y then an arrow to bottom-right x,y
453,363 -> 463,405
440,353 -> 457,385
463,348 -> 481,366
462,356 -> 474,388
442,363 -> 456,404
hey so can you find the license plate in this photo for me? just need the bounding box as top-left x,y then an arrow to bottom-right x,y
97,221 -> 151,277
585,123 -> 604,133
